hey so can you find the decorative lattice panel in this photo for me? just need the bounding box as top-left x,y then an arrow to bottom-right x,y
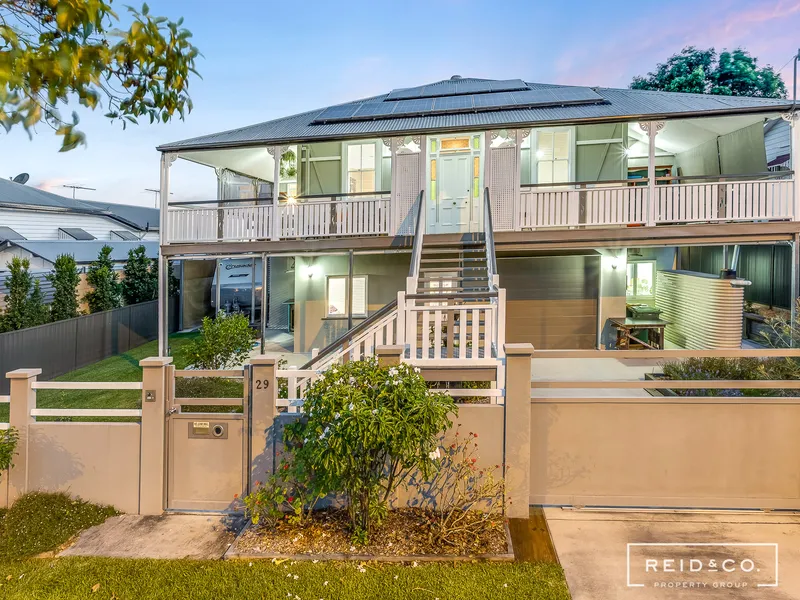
395,153 -> 420,235
489,146 -> 517,230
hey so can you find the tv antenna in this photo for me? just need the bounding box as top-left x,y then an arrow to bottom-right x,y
144,188 -> 173,208
11,173 -> 29,185
62,184 -> 96,199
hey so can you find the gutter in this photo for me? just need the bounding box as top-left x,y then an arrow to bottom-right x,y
155,103 -> 793,154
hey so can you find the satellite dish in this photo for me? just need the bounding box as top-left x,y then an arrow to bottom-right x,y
12,173 -> 29,185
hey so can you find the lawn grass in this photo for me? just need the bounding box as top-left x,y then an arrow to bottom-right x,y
0,332 -> 202,423
0,492 -> 117,560
0,558 -> 569,599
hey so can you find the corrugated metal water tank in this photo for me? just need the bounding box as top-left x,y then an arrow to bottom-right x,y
655,270 -> 747,350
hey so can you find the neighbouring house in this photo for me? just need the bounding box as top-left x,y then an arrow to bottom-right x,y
766,117 -> 792,172
0,178 -> 161,312
154,76 -> 798,362
0,177 -> 159,242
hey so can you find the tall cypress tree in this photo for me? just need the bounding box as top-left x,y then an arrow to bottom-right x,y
122,245 -> 157,305
83,245 -> 122,313
47,254 -> 80,321
1,257 -> 33,331
26,279 -> 50,326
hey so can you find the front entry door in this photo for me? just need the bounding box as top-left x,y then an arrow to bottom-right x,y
437,153 -> 472,233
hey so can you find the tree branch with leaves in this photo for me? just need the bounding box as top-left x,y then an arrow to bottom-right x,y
0,0 -> 200,151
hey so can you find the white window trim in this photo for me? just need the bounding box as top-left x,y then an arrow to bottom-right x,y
528,126 -> 576,185
627,260 -> 657,302
326,275 -> 368,318
341,140 -> 382,195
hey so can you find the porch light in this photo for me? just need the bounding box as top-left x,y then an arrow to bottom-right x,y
610,256 -> 622,270
287,195 -> 297,204
304,264 -> 321,279
623,147 -> 631,157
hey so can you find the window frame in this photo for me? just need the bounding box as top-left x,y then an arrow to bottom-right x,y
523,126 -> 575,186
342,141 -> 379,195
326,275 -> 368,319
626,260 -> 657,302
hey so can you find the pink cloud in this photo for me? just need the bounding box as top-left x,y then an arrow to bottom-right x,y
550,0 -> 800,88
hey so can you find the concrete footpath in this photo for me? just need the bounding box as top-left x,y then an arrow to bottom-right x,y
545,508 -> 800,599
60,514 -> 244,559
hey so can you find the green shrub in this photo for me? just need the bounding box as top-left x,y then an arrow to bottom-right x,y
83,245 -> 122,313
0,427 -> 19,479
284,359 -> 457,540
187,313 -> 255,370
0,492 -> 117,559
47,254 -> 80,321
661,356 -> 800,397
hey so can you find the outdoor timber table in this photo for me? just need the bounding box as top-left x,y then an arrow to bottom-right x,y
610,317 -> 669,350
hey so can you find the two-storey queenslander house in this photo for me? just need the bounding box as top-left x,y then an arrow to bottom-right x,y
155,76 -> 798,368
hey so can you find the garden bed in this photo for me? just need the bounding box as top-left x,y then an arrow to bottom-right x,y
225,508 -> 513,562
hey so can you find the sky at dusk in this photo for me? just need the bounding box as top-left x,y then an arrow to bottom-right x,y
0,0 -> 798,208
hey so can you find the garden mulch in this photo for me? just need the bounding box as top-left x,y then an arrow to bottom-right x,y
226,508 -> 512,562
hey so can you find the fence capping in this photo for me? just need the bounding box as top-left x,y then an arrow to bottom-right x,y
250,357 -> 276,366
6,368 -> 42,379
504,343 -> 534,357
139,357 -> 173,368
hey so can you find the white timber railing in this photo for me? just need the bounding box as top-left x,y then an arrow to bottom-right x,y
517,176 -> 794,229
404,302 -> 498,360
28,381 -> 144,419
167,196 -> 390,243
655,179 -> 795,223
0,394 -> 9,430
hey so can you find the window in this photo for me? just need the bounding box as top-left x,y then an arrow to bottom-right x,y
535,130 -> 571,184
327,276 -> 367,317
346,144 -> 376,193
627,261 -> 656,299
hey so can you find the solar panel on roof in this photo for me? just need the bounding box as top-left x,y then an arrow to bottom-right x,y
472,92 -> 515,108
314,104 -> 360,121
488,79 -> 530,92
392,98 -> 435,115
549,87 -> 604,103
432,95 -> 475,112
352,103 -> 398,118
510,89 -> 556,105
385,78 -> 529,101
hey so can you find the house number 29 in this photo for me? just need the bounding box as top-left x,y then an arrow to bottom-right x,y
254,379 -> 270,389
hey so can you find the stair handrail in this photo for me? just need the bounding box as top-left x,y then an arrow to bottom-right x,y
408,189 -> 426,280
483,188 -> 499,289
299,299 -> 398,370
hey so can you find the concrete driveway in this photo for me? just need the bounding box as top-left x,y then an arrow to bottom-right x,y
545,508 -> 800,599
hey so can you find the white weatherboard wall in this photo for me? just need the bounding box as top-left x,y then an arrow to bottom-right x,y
655,270 -> 745,350
0,209 -> 156,241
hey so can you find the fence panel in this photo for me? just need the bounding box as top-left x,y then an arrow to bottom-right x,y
0,298 -> 177,394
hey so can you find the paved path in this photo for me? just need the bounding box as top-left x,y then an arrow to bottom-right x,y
60,514 -> 244,559
546,508 -> 800,599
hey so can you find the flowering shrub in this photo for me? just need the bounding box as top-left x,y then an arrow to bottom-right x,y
418,427 -> 505,549
284,358 -> 457,540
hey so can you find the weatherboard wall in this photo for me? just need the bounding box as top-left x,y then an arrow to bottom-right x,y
0,209 -> 157,242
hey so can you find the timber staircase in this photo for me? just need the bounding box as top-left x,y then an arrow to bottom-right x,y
299,189 -> 506,384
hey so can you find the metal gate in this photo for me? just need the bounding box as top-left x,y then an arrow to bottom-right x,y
165,365 -> 249,512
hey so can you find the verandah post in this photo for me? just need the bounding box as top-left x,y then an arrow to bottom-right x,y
6,368 -> 40,504
503,343 -> 533,519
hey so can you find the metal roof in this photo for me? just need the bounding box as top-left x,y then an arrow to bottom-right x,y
158,77 -> 792,152
0,226 -> 25,241
111,230 -> 142,241
5,240 -> 158,265
59,227 -> 96,240
0,178 -> 160,231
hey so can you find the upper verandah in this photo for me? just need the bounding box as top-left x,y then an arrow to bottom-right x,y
158,76 -> 798,249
